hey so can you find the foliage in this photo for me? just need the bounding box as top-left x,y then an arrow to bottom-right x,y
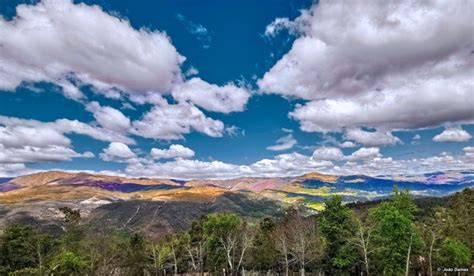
369,188 -> 424,275
49,251 -> 88,275
437,238 -> 471,268
0,188 -> 472,275
319,195 -> 357,271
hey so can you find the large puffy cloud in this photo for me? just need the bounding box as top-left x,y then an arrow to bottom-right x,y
345,128 -> 401,146
260,0 -> 474,132
289,76 -> 474,132
312,147 -> 344,161
172,78 -> 251,113
85,102 -> 131,132
131,97 -> 225,140
0,0 -> 183,99
0,120 -> 95,166
100,142 -> 137,162
150,144 -> 195,160
0,0 -> 251,114
346,147 -> 382,161
433,127 -> 472,142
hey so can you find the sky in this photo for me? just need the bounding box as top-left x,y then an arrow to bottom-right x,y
0,0 -> 473,179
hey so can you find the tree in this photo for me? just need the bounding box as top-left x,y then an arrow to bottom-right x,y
369,189 -> 424,275
49,251 -> 88,275
0,224 -> 55,274
147,240 -> 172,275
319,196 -> 357,272
0,224 -> 37,272
248,217 -> 278,272
419,207 -> 450,276
59,206 -> 83,252
353,218 -> 374,276
125,232 -> 148,275
274,209 -> 324,276
445,189 -> 474,251
437,238 -> 471,268
185,218 -> 207,273
203,213 -> 253,274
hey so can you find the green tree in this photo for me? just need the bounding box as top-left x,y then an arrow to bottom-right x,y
319,196 -> 357,272
0,224 -> 56,274
49,251 -> 88,275
437,238 -> 471,268
125,232 -> 148,275
445,189 -> 474,251
203,213 -> 252,274
248,217 -> 278,271
369,189 -> 424,275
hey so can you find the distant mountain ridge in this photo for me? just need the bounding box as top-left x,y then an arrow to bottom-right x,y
1,170 -> 472,236
1,170 -> 473,206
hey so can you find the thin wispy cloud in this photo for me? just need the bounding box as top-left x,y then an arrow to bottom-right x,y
176,13 -> 211,49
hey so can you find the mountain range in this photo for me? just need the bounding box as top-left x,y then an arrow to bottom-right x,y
1,170 -> 472,236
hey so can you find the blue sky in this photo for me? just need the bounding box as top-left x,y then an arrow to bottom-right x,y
0,0 -> 473,179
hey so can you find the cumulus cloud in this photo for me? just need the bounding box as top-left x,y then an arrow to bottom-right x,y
150,144 -> 195,160
266,133 -> 297,151
85,101 -> 131,132
131,97 -> 225,140
100,142 -> 137,162
464,146 -> 474,157
259,0 -> 474,132
433,127 -> 472,142
126,152 -> 332,179
172,78 -> 251,113
119,146 -> 473,179
0,115 -> 133,145
312,147 -> 344,161
345,128 -> 402,146
346,147 -> 382,161
340,141 -> 356,148
0,0 -> 184,99
0,144 -> 93,164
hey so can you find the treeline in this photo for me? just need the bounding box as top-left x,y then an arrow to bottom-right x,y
0,188 -> 472,275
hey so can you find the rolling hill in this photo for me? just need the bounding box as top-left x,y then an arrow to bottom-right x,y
0,170 -> 472,236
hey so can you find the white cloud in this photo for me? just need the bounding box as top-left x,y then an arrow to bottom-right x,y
259,0 -> 474,132
345,128 -> 402,146
346,147 -> 382,161
0,0 -> 184,99
340,141 -> 356,148
0,125 -> 70,148
312,147 -> 344,161
100,142 -> 136,162
0,144 -> 93,164
131,97 -> 225,140
0,116 -> 133,145
463,146 -> 474,158
176,13 -> 211,49
0,163 -> 37,177
172,78 -> 251,113
119,147 -> 473,179
126,152 -> 332,179
85,101 -> 131,132
150,144 -> 195,160
266,133 -> 297,151
433,126 -> 472,142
